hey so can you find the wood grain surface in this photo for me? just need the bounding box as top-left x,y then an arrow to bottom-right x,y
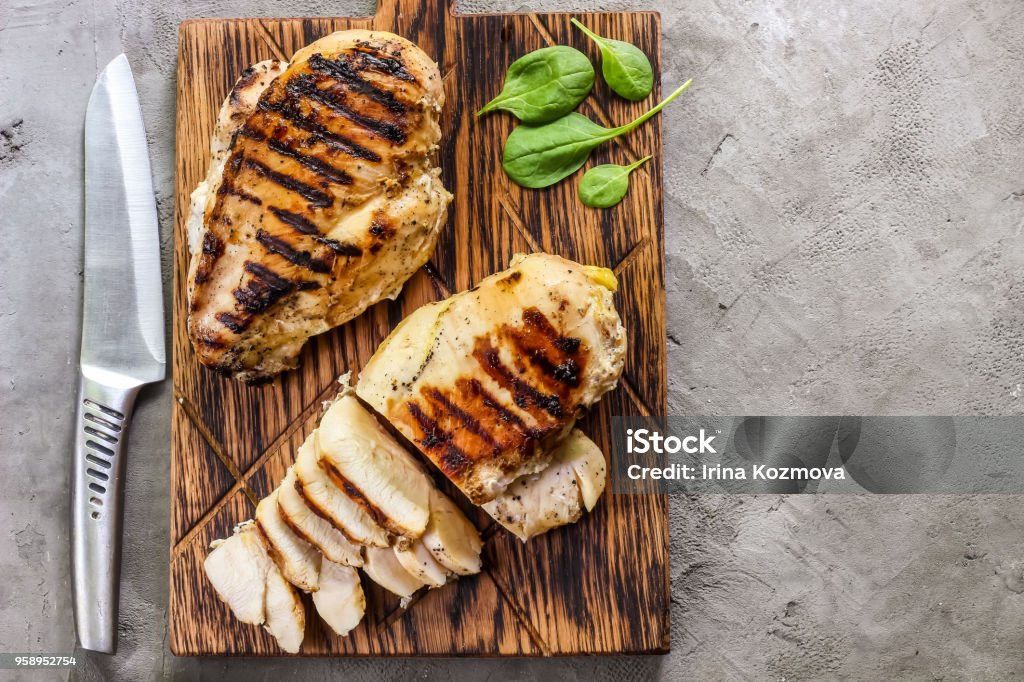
170,0 -> 669,656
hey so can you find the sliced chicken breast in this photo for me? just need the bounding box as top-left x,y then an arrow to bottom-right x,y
481,429 -> 607,541
563,429 -> 607,511
264,563 -> 306,653
278,466 -> 363,567
357,253 -> 626,504
394,540 -> 449,588
256,489 -> 323,592
293,432 -> 390,547
317,394 -> 431,538
204,521 -> 273,625
421,487 -> 482,576
362,545 -> 427,598
312,560 -> 366,637
204,521 -> 306,653
186,30 -> 451,382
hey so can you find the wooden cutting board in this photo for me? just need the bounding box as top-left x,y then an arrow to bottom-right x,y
170,0 -> 668,656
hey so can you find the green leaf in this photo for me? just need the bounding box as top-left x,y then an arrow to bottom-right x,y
578,156 -> 651,208
502,79 -> 691,189
476,46 -> 595,124
571,18 -> 654,101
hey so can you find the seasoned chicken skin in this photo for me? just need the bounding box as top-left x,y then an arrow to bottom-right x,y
357,253 -> 626,505
187,30 -> 451,382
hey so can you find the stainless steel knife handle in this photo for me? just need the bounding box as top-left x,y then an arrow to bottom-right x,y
71,375 -> 140,654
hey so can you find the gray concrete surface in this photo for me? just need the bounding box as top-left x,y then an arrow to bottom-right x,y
1,0 -> 1022,679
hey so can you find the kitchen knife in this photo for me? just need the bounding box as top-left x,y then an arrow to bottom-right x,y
73,54 -> 165,655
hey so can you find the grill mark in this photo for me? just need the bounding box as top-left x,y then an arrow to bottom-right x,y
474,343 -> 563,418
289,75 -> 407,145
405,402 -> 474,476
510,336 -> 582,388
406,402 -> 446,449
555,337 -> 582,353
307,54 -> 409,115
269,207 -> 363,256
243,157 -> 333,208
194,332 -> 226,349
193,232 -> 223,285
216,312 -> 251,334
292,476 -> 362,544
266,138 -> 353,185
269,206 -> 320,236
255,229 -> 334,274
424,387 -> 501,451
220,183 -> 263,206
277,503 -> 319,549
233,261 -> 295,314
512,308 -> 585,387
317,237 -> 362,257
230,65 -> 262,106
522,307 -> 561,339
466,379 -> 545,440
258,99 -> 382,161
320,463 -> 395,532
253,520 -> 278,561
238,124 -> 266,142
353,47 -> 417,82
440,446 -> 471,477
215,153 -> 264,206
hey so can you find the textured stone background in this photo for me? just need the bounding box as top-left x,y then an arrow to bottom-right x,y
1,0 -> 1022,679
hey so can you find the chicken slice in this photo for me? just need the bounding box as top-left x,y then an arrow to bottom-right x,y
357,253 -> 626,504
278,466 -> 363,567
317,394 -> 431,539
362,545 -> 427,598
421,487 -> 482,576
394,540 -> 449,588
204,521 -> 306,653
312,560 -> 366,637
256,489 -> 323,592
481,429 -> 607,542
563,429 -> 607,511
186,30 -> 451,382
263,563 -> 306,653
203,521 -> 272,625
293,432 -> 389,547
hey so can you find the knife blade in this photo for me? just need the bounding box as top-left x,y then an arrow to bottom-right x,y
72,53 -> 165,655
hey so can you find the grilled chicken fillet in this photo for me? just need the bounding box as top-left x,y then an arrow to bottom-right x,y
357,253 -> 626,505
187,30 -> 451,381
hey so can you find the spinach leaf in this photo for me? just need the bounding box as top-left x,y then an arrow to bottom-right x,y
502,79 -> 691,189
578,156 -> 651,208
476,46 -> 595,124
571,18 -> 654,101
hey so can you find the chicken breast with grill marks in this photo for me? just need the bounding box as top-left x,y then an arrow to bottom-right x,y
356,253 -> 626,506
187,30 -> 451,382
